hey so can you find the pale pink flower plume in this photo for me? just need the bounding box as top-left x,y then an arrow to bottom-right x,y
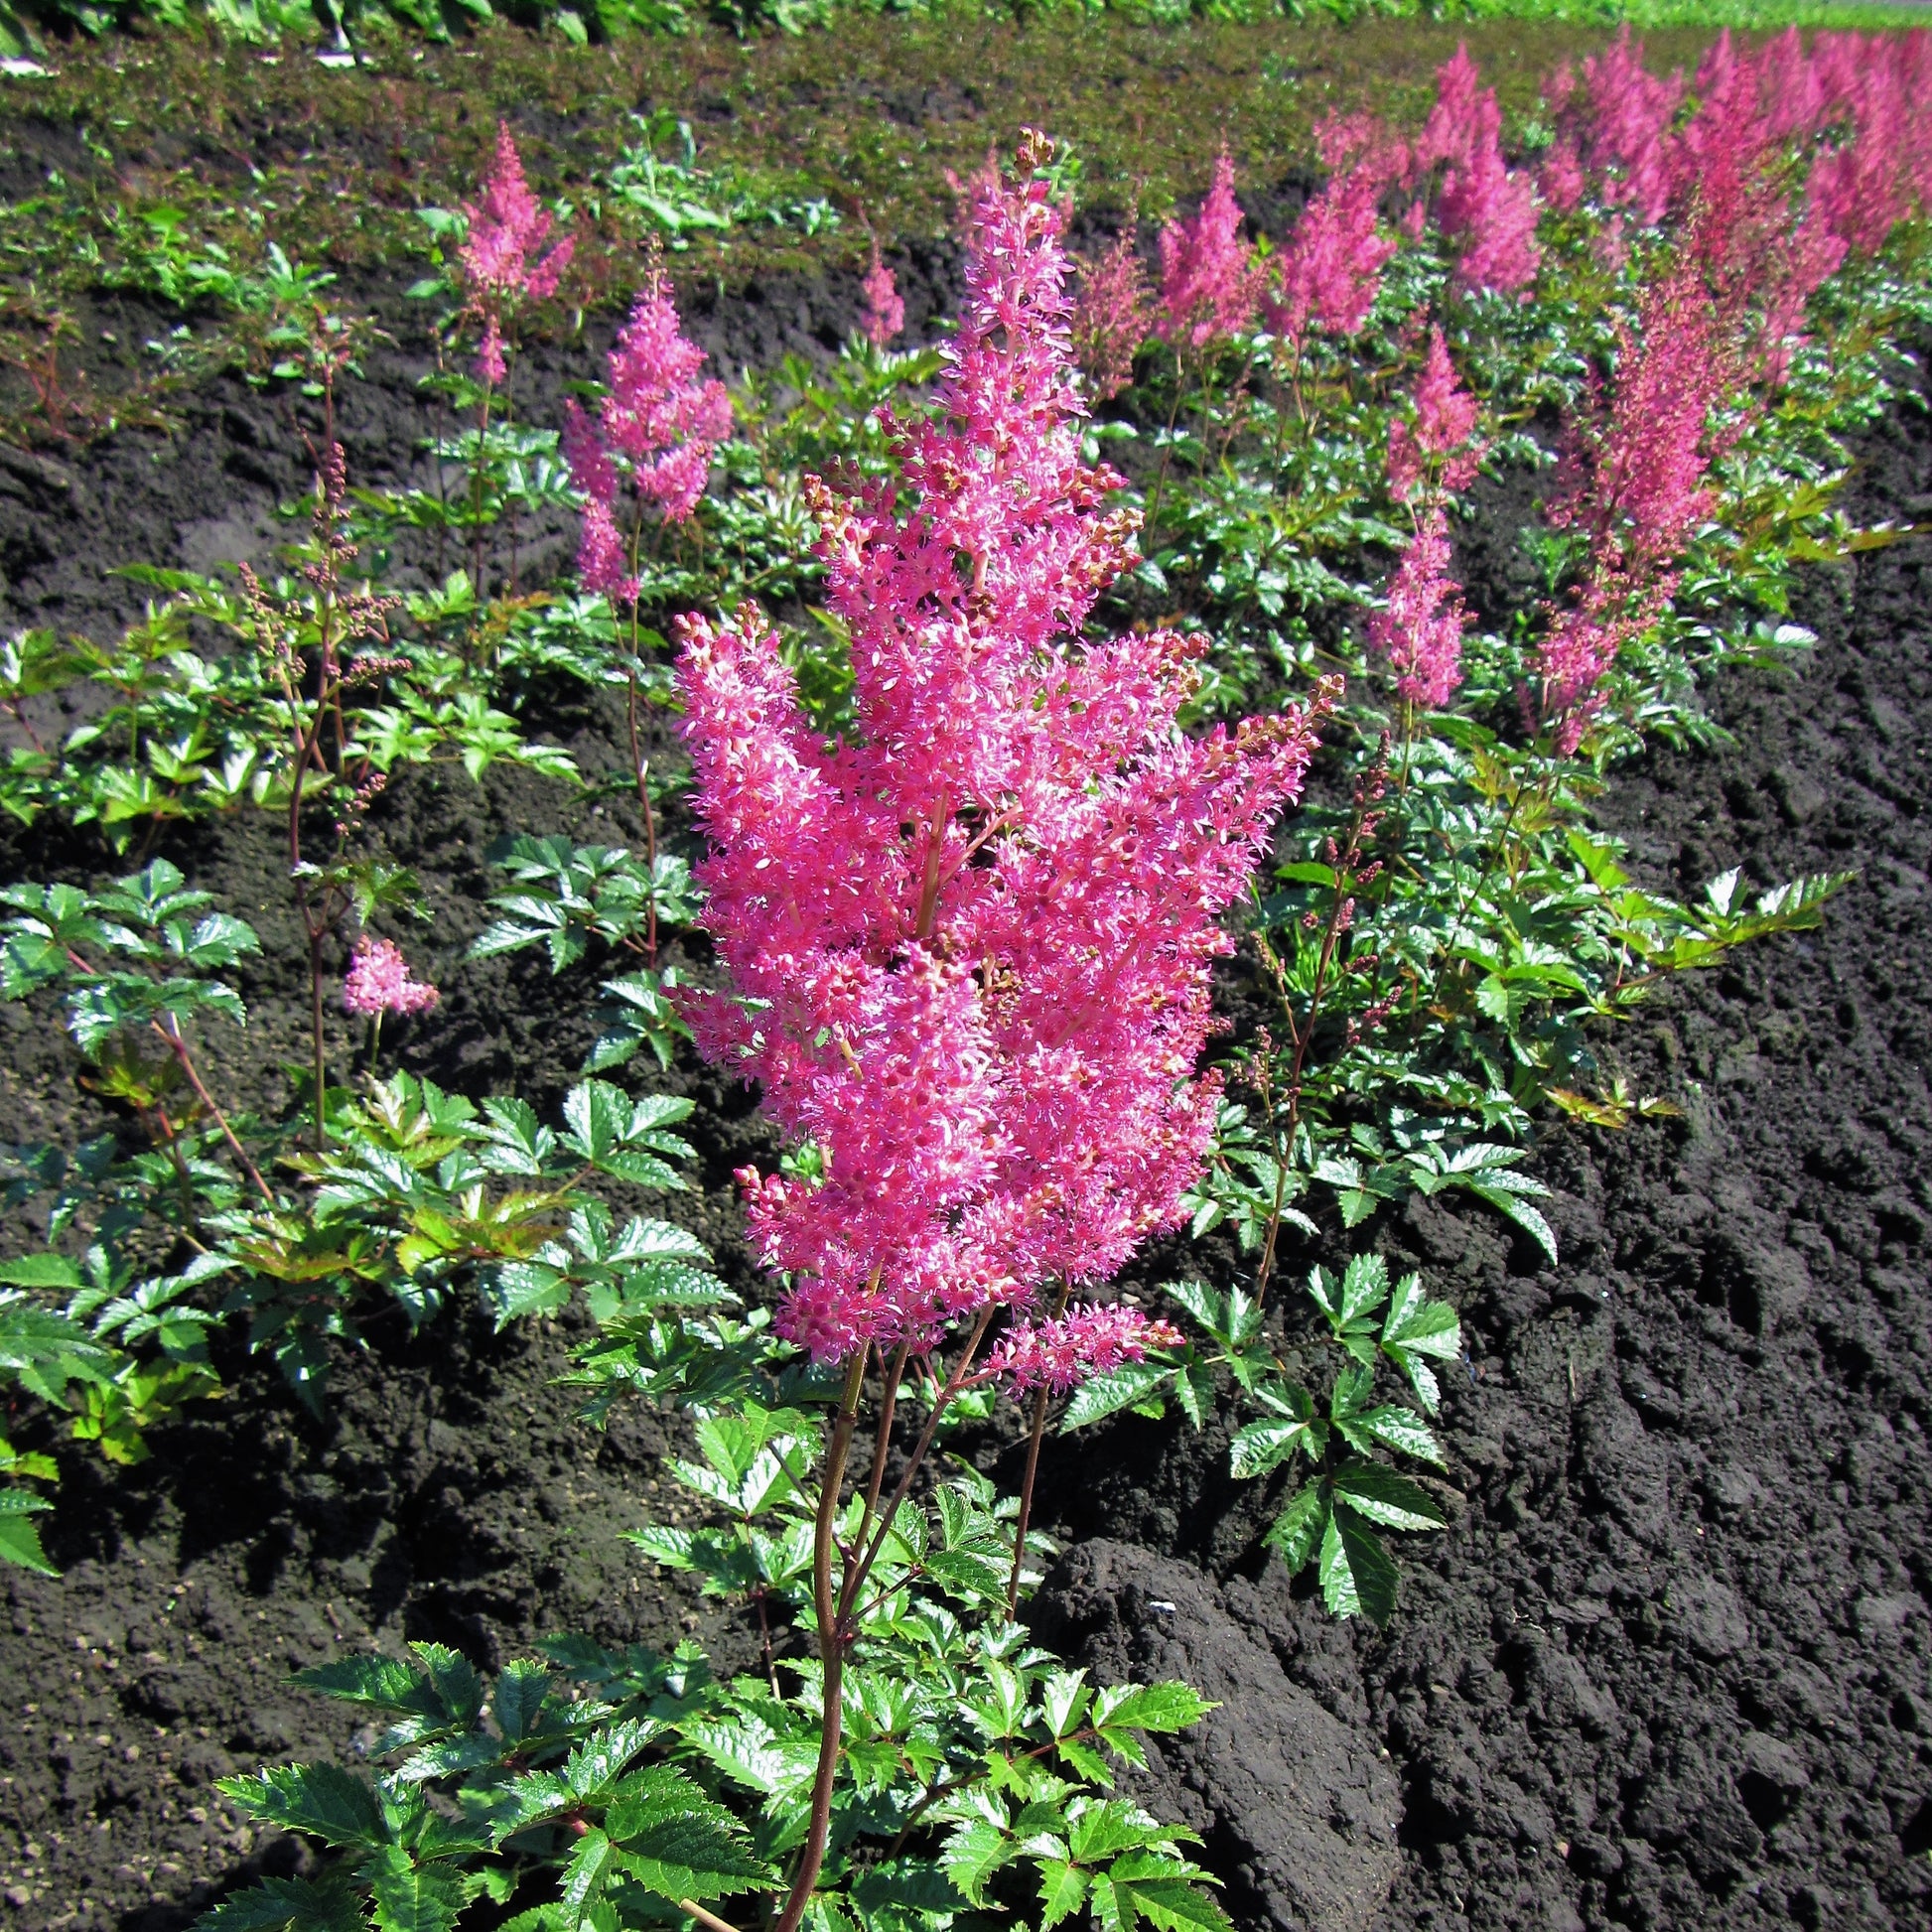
1416,46 -> 1542,295
565,269 -> 732,599
1157,150 -> 1264,347
1070,218 -> 1154,401
677,137 -> 1325,1366
1368,504 -> 1468,712
983,1305 -> 1185,1396
1387,326 -> 1483,501
343,937 -> 440,1019
861,239 -> 905,348
459,122 -> 573,383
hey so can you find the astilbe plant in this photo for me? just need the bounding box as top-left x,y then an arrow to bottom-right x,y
1414,45 -> 1542,297
566,257 -> 732,958
1266,118 -> 1402,355
677,131 -> 1323,1931
1069,208 -> 1153,402
459,120 -> 574,389
1156,149 -> 1262,348
452,123 -> 573,600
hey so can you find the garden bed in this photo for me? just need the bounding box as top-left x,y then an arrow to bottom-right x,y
1,21 -> 1931,1932
0,250 -> 1927,1932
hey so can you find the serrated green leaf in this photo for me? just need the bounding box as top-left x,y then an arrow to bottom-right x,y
0,1491 -> 56,1575
1039,1860 -> 1088,1930
292,1655 -> 431,1711
1092,1682 -> 1214,1735
1059,1359 -> 1173,1434
616,1809 -> 766,1900
217,1762 -> 386,1849
1263,1482 -> 1327,1576
362,1842 -> 468,1932
1328,1462 -> 1448,1531
1380,1273 -> 1461,1416
1320,1503 -> 1400,1626
195,1870 -> 366,1931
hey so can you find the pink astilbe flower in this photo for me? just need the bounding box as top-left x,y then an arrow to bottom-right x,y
1269,113 -> 1408,351
1367,505 -> 1468,711
1569,260 -> 1733,576
678,136 -> 1325,1366
1802,40 -> 1926,258
1416,46 -> 1542,295
1544,29 -> 1685,228
1070,217 -> 1154,401
1387,326 -> 1483,500
565,267 -> 732,598
1755,204 -> 1847,385
983,1304 -> 1185,1395
1532,257 -> 1737,749
1533,578 -> 1667,757
1268,168 -> 1394,351
343,937 -> 440,1019
1157,150 -> 1263,347
459,123 -> 573,384
1752,26 -> 1827,143
861,238 -> 905,348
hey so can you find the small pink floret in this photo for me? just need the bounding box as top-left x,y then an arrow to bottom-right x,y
987,1305 -> 1185,1395
344,937 -> 440,1019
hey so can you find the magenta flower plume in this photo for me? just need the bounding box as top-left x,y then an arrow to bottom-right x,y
1545,28 -> 1684,229
1368,505 -> 1468,712
1803,39 -> 1925,258
1269,117 -> 1406,351
343,937 -> 439,1019
1157,150 -> 1263,347
860,239 -> 905,348
565,268 -> 732,600
1070,218 -> 1154,402
677,136 -> 1325,1367
1533,256 -> 1736,749
983,1305 -> 1185,1396
1387,326 -> 1483,501
1417,46 -> 1542,296
459,123 -> 573,383
1568,259 -> 1733,578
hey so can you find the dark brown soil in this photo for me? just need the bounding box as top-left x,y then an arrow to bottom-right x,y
1,256 -> 1929,1932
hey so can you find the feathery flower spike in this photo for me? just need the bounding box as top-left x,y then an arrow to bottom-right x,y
678,134 -> 1325,1365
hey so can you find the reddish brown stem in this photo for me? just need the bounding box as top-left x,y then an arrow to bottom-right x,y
1006,1281 -> 1070,1617
770,1350 -> 869,1932
153,1019 -> 273,1205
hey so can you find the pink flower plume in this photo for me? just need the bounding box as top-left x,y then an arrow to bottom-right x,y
1157,150 -> 1263,347
565,268 -> 732,599
1417,46 -> 1542,295
459,123 -> 573,382
1071,217 -> 1153,401
1368,504 -> 1468,712
1387,326 -> 1483,501
984,1305 -> 1184,1395
677,136 -> 1325,1368
861,238 -> 905,348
